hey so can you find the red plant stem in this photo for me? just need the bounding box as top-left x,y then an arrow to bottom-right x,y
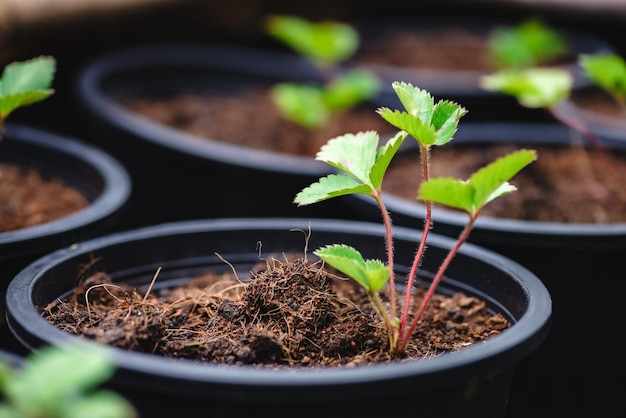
399,144 -> 432,338
372,191 -> 396,321
397,214 -> 477,353
549,106 -> 602,148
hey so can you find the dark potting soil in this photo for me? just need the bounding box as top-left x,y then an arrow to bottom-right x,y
0,164 -> 89,232
43,255 -> 509,367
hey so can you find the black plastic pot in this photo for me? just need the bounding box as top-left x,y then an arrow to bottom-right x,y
6,218 -> 550,418
0,123 -> 131,357
349,16 -> 615,122
74,43 -> 396,229
346,121 -> 626,417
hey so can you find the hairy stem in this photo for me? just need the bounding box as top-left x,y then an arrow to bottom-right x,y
398,144 -> 432,339
397,214 -> 477,353
372,191 -> 396,321
370,290 -> 398,352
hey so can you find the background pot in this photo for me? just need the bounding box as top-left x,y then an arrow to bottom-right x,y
0,123 -> 131,358
74,43 -> 396,230
5,218 -> 551,418
348,16 -> 615,122
346,121 -> 626,417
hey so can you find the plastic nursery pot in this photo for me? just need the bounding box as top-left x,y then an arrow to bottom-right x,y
0,123 -> 131,357
346,121 -> 626,417
348,16 -> 615,122
6,218 -> 551,418
73,43 -> 396,229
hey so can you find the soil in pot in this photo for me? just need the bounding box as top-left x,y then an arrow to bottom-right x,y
0,164 -> 88,232
42,254 -> 509,366
384,141 -> 626,223
121,88 -> 392,159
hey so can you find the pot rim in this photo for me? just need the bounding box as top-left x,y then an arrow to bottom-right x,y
0,123 -> 131,254
353,122 -> 626,249
6,218 -> 551,392
75,43 -> 356,177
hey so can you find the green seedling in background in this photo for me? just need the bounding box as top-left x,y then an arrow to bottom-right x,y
0,56 -> 55,135
264,15 -> 379,130
579,52 -> 626,112
487,18 -> 569,70
295,81 -> 536,354
0,345 -> 136,418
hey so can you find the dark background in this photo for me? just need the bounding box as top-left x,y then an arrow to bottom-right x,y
2,0 -> 626,137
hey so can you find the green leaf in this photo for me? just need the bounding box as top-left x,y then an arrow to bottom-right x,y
378,82 -> 467,146
480,68 -> 572,108
487,19 -> 569,69
419,149 -> 537,214
65,392 -> 136,418
377,108 -> 437,145
0,56 -> 55,120
294,173 -> 372,206
391,81 -> 435,120
579,53 -> 626,101
5,345 -> 115,415
370,131 -> 409,189
322,69 -> 380,111
264,15 -> 359,64
271,83 -> 328,128
316,131 -> 380,185
315,244 -> 389,292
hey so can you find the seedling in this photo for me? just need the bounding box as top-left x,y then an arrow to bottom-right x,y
487,18 -> 569,70
0,56 -> 56,136
295,81 -> 536,355
264,15 -> 379,131
0,345 -> 136,418
579,52 -> 626,115
480,63 -> 622,206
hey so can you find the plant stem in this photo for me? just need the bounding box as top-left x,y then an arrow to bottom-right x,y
372,191 -> 396,321
399,144 -> 432,338
370,290 -> 398,351
397,214 -> 477,354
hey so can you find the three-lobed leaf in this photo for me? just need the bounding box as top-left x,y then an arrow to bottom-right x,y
419,149 -> 537,215
378,82 -> 467,146
294,131 -> 408,206
0,56 -> 56,121
315,244 -> 389,292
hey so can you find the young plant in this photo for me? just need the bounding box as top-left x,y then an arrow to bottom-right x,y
294,81 -> 536,355
579,52 -> 626,114
0,345 -> 136,418
487,18 -> 569,70
264,15 -> 380,131
0,56 -> 56,136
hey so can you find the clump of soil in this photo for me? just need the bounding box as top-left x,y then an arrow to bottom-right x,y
0,164 -> 89,232
43,255 -> 509,367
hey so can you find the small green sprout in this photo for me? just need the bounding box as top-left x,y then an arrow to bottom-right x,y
0,56 -> 56,135
265,14 -> 359,66
295,81 -> 536,354
480,67 -> 573,109
579,52 -> 626,110
264,15 -> 379,131
0,345 -> 136,418
487,18 -> 569,70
